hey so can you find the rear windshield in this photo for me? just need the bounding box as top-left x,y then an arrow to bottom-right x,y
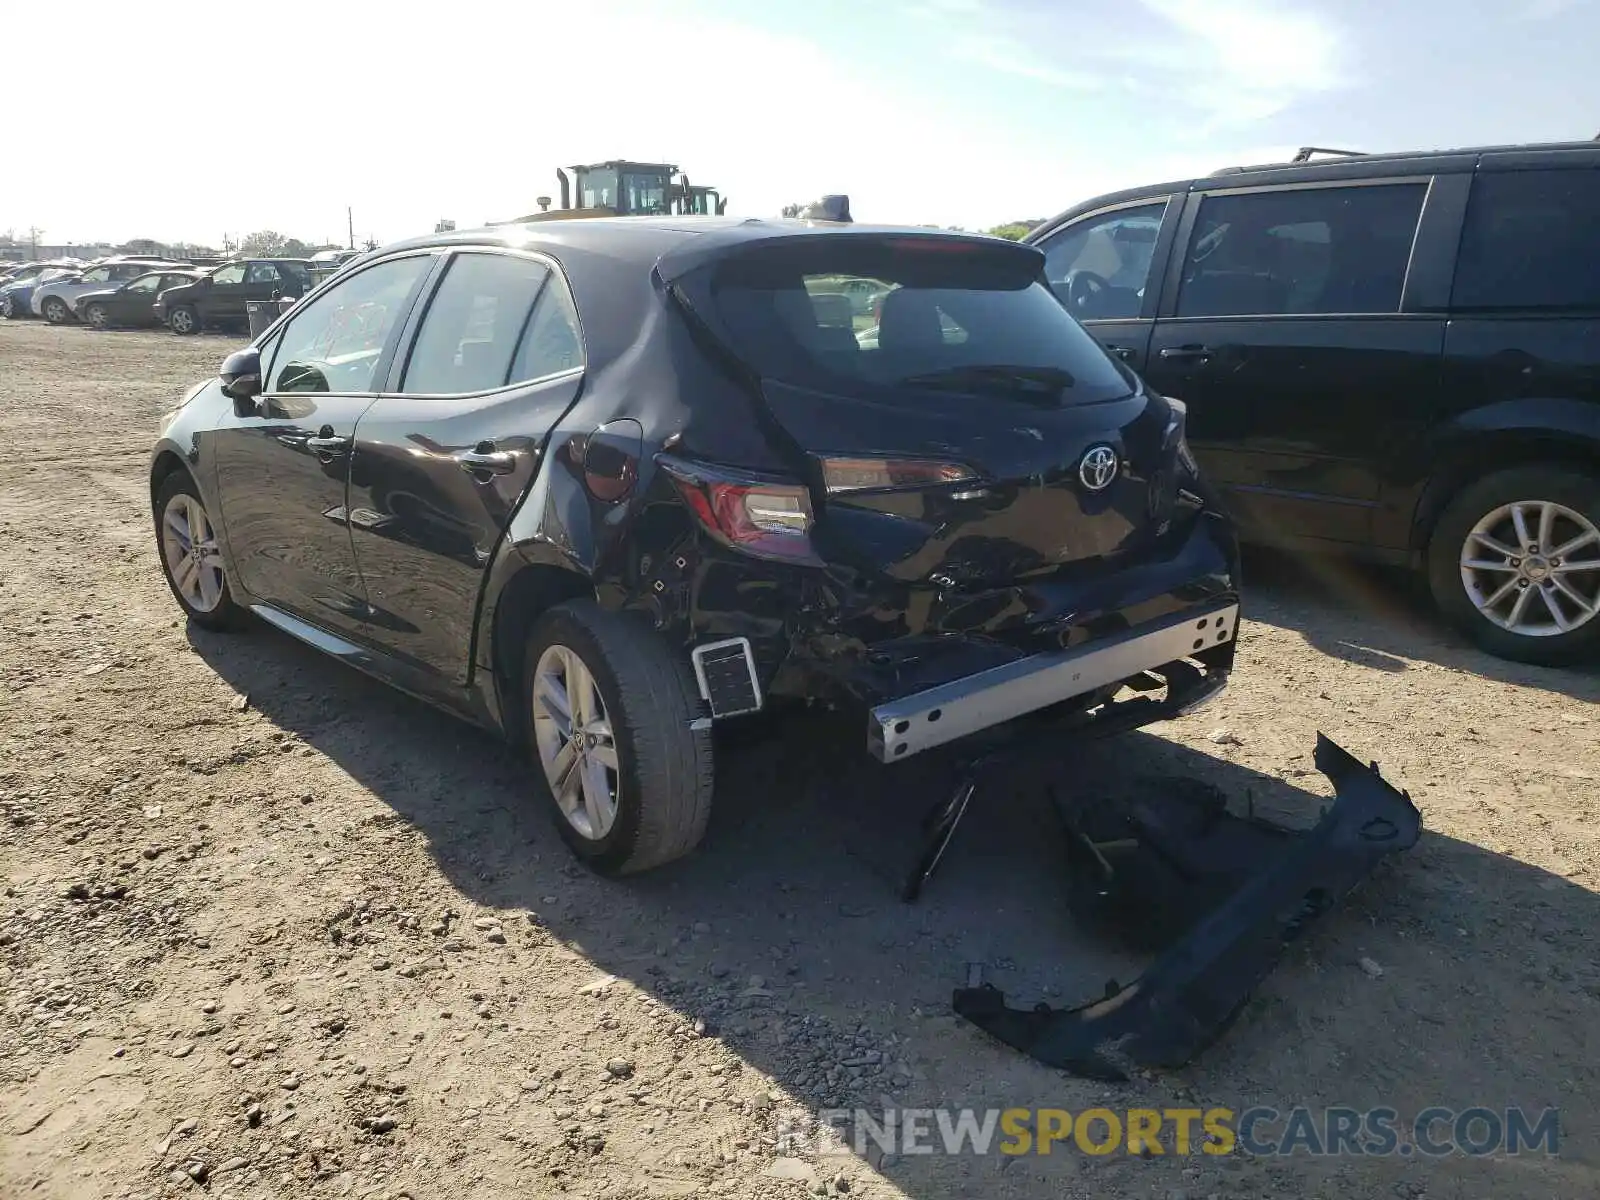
704,238 -> 1135,406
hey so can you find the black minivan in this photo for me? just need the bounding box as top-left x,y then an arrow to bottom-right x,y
1028,140 -> 1600,666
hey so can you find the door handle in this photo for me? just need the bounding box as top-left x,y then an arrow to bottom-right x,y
1104,344 -> 1136,362
455,441 -> 516,477
306,426 -> 352,455
1158,345 -> 1213,362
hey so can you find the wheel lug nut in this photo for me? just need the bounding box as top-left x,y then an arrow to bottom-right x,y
1511,559 -> 1521,568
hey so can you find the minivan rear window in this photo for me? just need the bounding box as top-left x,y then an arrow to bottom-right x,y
705,239 -> 1136,406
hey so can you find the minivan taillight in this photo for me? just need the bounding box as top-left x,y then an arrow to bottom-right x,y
659,456 -> 821,565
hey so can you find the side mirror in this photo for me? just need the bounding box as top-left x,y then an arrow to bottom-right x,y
219,347 -> 262,404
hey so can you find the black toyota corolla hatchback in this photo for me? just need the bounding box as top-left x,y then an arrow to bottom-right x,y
150,217 -> 1240,874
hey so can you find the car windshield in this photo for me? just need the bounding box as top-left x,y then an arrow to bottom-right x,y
705,237 -> 1136,406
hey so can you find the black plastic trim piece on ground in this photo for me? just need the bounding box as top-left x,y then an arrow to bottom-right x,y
951,733 -> 1422,1080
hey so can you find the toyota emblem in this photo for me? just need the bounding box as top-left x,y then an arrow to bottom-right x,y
1078,445 -> 1120,492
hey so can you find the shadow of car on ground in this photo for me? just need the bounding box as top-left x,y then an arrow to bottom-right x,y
1240,547 -> 1600,701
184,612 -> 1600,1195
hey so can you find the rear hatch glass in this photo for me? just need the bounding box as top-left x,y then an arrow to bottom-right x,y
702,236 -> 1136,407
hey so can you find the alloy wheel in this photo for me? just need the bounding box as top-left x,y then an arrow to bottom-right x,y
531,642 -> 620,840
86,305 -> 108,330
160,492 -> 227,613
170,308 -> 195,334
1459,499 -> 1600,637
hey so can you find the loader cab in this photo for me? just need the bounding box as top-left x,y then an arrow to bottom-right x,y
559,160 -> 678,216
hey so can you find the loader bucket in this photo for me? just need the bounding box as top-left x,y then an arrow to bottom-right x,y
952,733 -> 1422,1079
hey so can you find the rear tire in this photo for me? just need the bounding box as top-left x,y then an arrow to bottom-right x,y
154,471 -> 246,632
169,305 -> 199,335
522,600 -> 713,875
1426,465 -> 1600,666
42,296 -> 71,324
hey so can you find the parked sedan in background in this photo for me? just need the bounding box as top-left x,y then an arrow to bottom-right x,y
76,269 -> 207,329
31,258 -> 183,323
156,258 -> 312,334
0,263 -> 80,319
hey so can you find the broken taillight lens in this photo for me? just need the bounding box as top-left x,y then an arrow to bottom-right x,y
819,456 -> 978,495
660,457 -> 821,564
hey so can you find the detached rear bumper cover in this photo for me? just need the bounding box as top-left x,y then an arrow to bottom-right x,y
952,734 -> 1421,1080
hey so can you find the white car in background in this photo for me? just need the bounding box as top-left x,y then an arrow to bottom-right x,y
32,259 -> 183,324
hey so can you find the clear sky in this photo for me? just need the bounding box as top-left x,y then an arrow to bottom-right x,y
7,0 -> 1599,248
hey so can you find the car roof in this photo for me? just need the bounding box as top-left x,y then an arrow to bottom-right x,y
375,216 -> 1044,291
381,215 -> 1031,267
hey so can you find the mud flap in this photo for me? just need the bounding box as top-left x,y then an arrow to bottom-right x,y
951,733 -> 1421,1080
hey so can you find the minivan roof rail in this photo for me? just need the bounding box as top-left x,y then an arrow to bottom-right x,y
1210,145 -> 1367,176
1290,146 -> 1366,162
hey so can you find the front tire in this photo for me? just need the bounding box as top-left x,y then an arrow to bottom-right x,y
523,600 -> 713,875
169,305 -> 199,335
1427,465 -> 1600,666
154,472 -> 245,631
42,296 -> 71,324
84,302 -> 109,330
0,295 -> 15,319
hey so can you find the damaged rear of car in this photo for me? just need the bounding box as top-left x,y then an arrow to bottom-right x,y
654,228 -> 1241,754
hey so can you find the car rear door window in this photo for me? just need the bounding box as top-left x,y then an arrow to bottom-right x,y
1452,168 -> 1600,312
400,251 -> 555,395
265,255 -> 434,394
704,238 -> 1134,406
1038,201 -> 1168,319
509,271 -> 584,380
1176,184 -> 1426,317
212,263 -> 246,285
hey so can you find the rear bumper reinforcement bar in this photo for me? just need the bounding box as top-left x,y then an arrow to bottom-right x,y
867,603 -> 1238,763
951,733 -> 1422,1080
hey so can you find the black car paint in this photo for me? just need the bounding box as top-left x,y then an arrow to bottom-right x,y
76,271 -> 206,327
153,219 -> 1239,750
1026,142 -> 1600,567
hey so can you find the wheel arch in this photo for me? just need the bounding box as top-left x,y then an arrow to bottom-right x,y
149,448 -> 193,506
1410,428 -> 1600,554
482,554 -> 598,749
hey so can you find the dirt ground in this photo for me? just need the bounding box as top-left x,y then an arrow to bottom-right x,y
1,319 -> 1597,1200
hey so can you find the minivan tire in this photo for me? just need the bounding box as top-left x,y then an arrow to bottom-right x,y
1427,465 -> 1600,666
522,600 -> 714,875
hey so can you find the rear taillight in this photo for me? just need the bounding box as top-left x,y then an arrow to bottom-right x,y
660,456 -> 820,565
819,456 -> 978,495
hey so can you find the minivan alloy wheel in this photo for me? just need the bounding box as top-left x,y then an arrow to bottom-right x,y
531,642 -> 621,840
1460,499 -> 1600,636
160,491 -> 227,613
